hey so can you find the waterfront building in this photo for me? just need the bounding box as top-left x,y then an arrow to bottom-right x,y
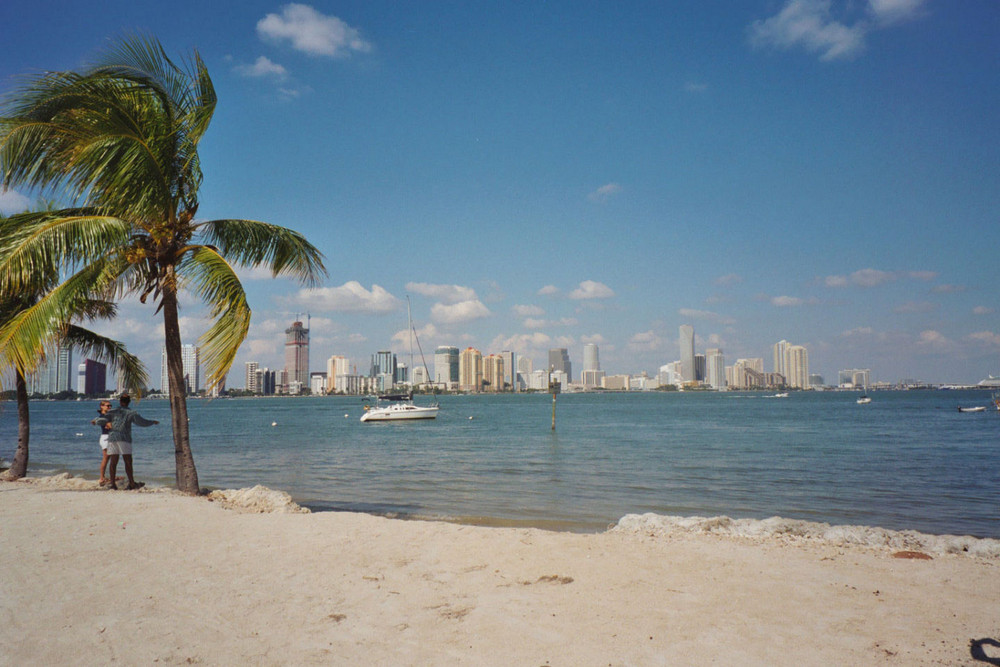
310,372 -> 327,394
838,369 -> 871,389
501,350 -> 516,392
706,348 -> 726,390
245,361 -> 259,393
412,365 -> 429,386
581,369 -> 606,389
694,354 -> 706,382
679,325 -> 695,384
459,347 -> 483,392
77,359 -> 107,395
773,340 -> 789,377
483,354 -> 505,392
809,374 -> 825,388
730,358 -> 766,390
527,369 -> 549,391
162,344 -> 200,394
785,345 -> 809,389
434,346 -> 460,390
603,374 -> 629,391
583,343 -> 600,372
326,355 -> 350,393
548,348 -> 572,382
284,320 -> 310,387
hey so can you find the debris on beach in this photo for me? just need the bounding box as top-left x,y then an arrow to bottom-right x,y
207,485 -> 310,514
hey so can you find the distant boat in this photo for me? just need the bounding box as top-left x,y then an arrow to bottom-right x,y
361,393 -> 439,422
857,378 -> 871,405
957,406 -> 986,413
977,375 -> 1000,388
360,297 -> 439,423
773,392 -> 789,398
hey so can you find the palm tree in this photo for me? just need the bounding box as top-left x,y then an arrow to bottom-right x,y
0,210 -> 148,480
0,36 -> 326,493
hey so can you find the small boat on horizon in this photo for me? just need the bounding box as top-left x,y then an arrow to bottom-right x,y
957,406 -> 986,413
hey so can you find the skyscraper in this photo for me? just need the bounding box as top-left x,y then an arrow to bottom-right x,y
773,340 -> 788,378
245,361 -> 259,393
161,344 -> 200,394
284,320 -> 310,387
459,347 -> 483,392
548,348 -> 572,382
706,348 -> 726,390
483,354 -> 504,392
679,325 -> 695,384
785,345 -> 809,389
434,346 -> 459,389
583,343 -> 600,372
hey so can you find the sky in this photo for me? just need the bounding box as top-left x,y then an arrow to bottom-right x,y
1,0 -> 998,386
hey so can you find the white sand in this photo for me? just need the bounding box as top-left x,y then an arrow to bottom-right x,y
1,475 -> 998,666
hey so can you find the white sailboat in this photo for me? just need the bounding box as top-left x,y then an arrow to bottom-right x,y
857,378 -> 871,404
360,297 -> 439,423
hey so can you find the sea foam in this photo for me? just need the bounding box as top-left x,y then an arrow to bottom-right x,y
612,513 -> 1000,559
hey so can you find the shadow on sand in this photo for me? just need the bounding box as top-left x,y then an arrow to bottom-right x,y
971,638 -> 1000,665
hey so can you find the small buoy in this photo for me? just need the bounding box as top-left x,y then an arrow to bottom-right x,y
75,432 -> 84,436
469,416 -> 474,420
271,421 -> 277,427
344,414 -> 349,418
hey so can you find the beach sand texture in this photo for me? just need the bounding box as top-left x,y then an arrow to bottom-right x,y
2,476 -> 998,666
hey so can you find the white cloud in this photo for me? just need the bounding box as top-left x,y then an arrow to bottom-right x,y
523,317 -> 578,329
294,281 -> 399,313
850,268 -> 895,287
916,329 -> 949,349
749,0 -> 928,61
893,301 -> 937,314
714,273 -> 743,287
869,0 -> 927,26
771,295 -> 804,307
257,4 -> 372,57
907,270 -> 938,281
235,55 -> 288,79
627,330 -> 663,352
969,331 -> 1000,347
430,299 -> 491,325
406,282 -> 477,304
581,334 -> 607,345
0,188 -> 32,214
684,82 -> 708,93
392,322 -> 438,347
488,332 -> 552,356
749,0 -> 866,61
841,326 -> 874,337
538,285 -> 560,297
587,183 -> 622,203
512,304 -> 545,318
569,280 -> 615,300
678,308 -> 736,325
973,306 -> 994,316
824,275 -> 849,287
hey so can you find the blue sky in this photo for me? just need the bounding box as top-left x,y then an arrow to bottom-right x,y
1,0 -> 998,386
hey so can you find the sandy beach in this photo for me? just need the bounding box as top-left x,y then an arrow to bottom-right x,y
2,475 -> 998,666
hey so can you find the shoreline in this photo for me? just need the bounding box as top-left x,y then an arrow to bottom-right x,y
3,474 -> 999,664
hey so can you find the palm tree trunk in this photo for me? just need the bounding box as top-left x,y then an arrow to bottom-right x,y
161,288 -> 200,494
6,369 -> 30,479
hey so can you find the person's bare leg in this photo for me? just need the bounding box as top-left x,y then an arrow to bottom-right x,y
99,450 -> 109,484
123,455 -> 143,489
107,455 -> 120,489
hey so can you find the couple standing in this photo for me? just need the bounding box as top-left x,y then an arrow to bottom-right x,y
94,394 -> 158,490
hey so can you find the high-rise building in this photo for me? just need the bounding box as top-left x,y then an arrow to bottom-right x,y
245,361 -> 259,393
773,340 -> 789,377
583,343 -> 600,372
459,347 -> 483,392
77,359 -> 107,395
706,348 -> 726,390
161,344 -> 200,394
434,346 -> 460,389
679,325 -> 695,384
284,320 -> 310,387
483,354 -> 504,392
326,355 -> 350,393
548,348 -> 572,382
785,345 -> 809,389
694,354 -> 706,382
500,350 -> 516,391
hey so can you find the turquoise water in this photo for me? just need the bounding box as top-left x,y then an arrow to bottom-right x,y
3,391 -> 998,537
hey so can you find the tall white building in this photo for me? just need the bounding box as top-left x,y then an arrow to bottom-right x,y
706,348 -> 726,390
583,343 -> 600,372
245,361 -> 259,393
679,325 -> 695,384
434,346 -> 459,389
785,345 -> 809,389
773,340 -> 789,378
161,344 -> 200,394
284,320 -> 309,387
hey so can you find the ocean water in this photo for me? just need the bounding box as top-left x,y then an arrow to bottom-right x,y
3,390 -> 998,537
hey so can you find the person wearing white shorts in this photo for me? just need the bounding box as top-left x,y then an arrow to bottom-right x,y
96,394 -> 158,490
92,400 -> 113,485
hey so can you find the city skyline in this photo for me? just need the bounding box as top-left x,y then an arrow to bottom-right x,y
2,2 -> 997,385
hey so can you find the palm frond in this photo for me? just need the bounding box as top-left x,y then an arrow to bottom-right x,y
198,219 -> 327,286
177,245 -> 252,390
